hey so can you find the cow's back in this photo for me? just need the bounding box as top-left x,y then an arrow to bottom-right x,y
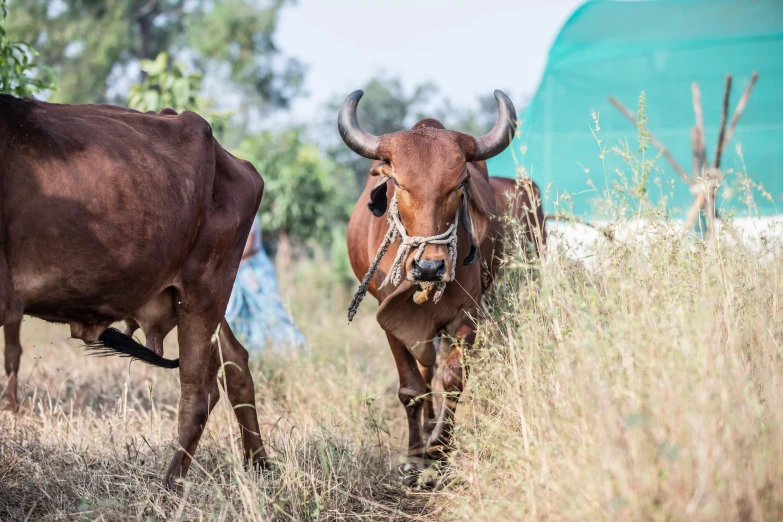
0,96 -> 261,326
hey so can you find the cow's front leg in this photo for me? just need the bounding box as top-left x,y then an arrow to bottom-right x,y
426,322 -> 474,461
386,331 -> 428,486
418,361 -> 437,441
2,319 -> 22,411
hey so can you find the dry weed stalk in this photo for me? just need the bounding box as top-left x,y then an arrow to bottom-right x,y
609,71 -> 759,239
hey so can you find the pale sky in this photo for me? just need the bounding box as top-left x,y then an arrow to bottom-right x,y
276,0 -> 585,123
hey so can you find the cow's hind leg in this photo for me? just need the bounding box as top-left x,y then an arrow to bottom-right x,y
163,313 -> 222,488
217,318 -> 268,469
123,318 -> 140,338
426,322 -> 474,463
386,331 -> 428,486
2,319 -> 22,411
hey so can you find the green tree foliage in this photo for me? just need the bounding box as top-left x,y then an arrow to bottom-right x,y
7,0 -> 303,112
236,127 -> 356,246
127,52 -> 229,134
0,0 -> 55,96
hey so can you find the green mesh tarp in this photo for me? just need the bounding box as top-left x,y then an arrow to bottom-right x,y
487,0 -> 783,218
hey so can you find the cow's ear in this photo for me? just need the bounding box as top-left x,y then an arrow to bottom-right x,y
368,160 -> 392,177
460,193 -> 480,265
461,179 -> 491,265
368,176 -> 391,217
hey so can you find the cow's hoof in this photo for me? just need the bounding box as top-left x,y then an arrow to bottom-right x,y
1,394 -> 18,412
399,462 -> 440,490
399,463 -> 425,488
248,455 -> 275,476
163,475 -> 184,492
250,449 -> 279,475
423,445 -> 449,464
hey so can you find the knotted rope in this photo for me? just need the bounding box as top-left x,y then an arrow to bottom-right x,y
347,193 -> 459,322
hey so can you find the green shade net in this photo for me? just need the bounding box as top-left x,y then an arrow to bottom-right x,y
487,0 -> 783,218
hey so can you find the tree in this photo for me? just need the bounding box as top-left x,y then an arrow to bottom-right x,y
0,0 -> 55,96
7,0 -> 303,114
127,52 -> 230,134
235,127 -> 356,248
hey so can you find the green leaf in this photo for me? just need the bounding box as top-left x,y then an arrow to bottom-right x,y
172,78 -> 189,108
142,90 -> 160,111
146,52 -> 168,76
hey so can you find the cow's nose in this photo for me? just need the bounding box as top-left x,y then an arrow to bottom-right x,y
411,259 -> 446,282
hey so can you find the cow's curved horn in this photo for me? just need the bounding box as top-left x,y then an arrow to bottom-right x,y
471,90 -> 517,161
338,90 -> 382,159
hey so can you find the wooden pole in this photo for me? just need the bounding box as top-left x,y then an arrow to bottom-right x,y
722,71 -> 759,149
611,73 -> 758,241
690,82 -> 707,175
683,191 -> 706,230
713,74 -> 732,170
691,127 -> 703,178
698,75 -> 733,237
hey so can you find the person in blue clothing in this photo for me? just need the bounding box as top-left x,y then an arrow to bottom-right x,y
225,216 -> 306,354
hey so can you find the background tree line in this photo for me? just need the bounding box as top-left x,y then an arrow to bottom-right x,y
1,0 -> 508,254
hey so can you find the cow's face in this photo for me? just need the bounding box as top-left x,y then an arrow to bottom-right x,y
338,89 -> 516,285
368,125 -> 474,283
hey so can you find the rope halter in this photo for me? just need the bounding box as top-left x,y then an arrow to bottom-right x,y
348,191 -> 459,322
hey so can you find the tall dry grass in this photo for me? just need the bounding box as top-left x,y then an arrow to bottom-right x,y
0,253 -> 435,521
2,115 -> 782,519
441,218 -> 783,521
1,218 -> 782,521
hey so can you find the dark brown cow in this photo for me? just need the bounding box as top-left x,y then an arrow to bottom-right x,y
0,94 -> 268,487
341,90 -> 545,485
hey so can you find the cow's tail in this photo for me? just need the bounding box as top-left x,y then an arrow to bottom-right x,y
86,327 -> 180,369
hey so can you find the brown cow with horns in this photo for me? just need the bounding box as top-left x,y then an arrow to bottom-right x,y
0,94 -> 268,488
341,89 -> 545,486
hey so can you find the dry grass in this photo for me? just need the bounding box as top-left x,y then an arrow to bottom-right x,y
441,219 -> 783,522
0,254 -> 435,521
2,217 -> 783,520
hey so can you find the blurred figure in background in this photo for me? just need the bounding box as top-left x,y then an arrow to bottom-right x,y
225,215 -> 306,354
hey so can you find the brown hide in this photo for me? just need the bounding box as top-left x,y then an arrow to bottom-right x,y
347,135 -> 545,351
342,88 -> 544,483
0,97 -> 255,327
349,158 -> 495,349
0,94 -> 267,484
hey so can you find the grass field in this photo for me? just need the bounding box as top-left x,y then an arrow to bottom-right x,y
1,214 -> 783,520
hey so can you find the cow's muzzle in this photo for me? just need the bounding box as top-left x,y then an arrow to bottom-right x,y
411,258 -> 446,282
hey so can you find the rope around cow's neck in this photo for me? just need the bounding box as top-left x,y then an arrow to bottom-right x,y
347,193 -> 459,322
